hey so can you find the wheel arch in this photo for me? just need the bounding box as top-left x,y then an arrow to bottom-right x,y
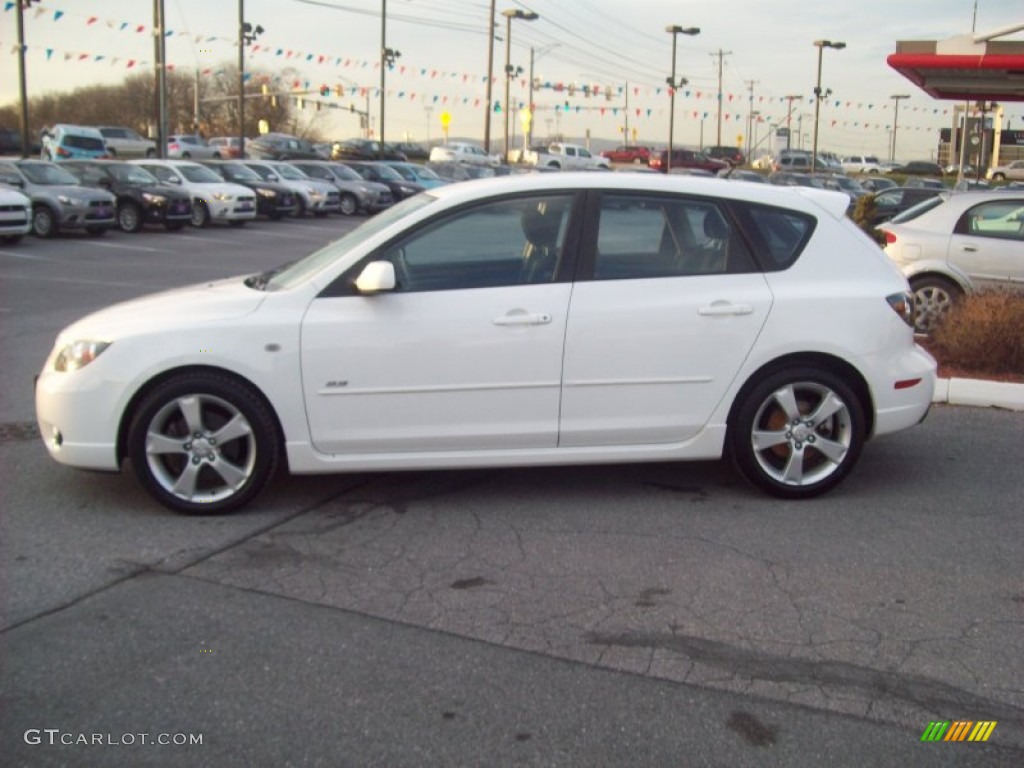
907,268 -> 971,295
726,352 -> 875,440
116,364 -> 287,468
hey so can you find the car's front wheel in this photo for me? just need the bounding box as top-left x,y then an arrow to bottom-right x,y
32,206 -> 58,238
731,367 -> 865,499
127,372 -> 280,514
118,201 -> 143,233
191,201 -> 210,228
339,193 -> 358,216
909,275 -> 960,333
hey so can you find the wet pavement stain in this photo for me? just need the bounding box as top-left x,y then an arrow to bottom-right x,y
727,711 -> 777,747
450,577 -> 493,590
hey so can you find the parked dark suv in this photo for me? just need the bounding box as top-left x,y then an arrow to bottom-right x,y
200,160 -> 299,219
649,148 -> 729,174
706,145 -> 745,166
59,160 -> 192,232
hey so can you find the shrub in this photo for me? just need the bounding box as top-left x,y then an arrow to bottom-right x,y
851,195 -> 886,245
929,291 -> 1024,375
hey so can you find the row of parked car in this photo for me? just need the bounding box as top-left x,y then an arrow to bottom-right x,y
0,155 -> 522,240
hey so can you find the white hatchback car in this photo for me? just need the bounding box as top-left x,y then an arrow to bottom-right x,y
429,141 -> 500,167
879,190 -> 1024,331
131,159 -> 256,227
35,174 -> 935,514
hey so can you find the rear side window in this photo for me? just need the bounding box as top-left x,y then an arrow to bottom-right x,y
591,194 -> 757,280
64,135 -> 105,151
734,203 -> 816,270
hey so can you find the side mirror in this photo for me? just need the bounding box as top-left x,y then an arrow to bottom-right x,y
354,261 -> 396,294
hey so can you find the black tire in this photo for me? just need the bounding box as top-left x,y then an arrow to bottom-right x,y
191,201 -> 210,228
107,148 -> 118,157
181,152 -> 191,159
992,173 -> 1006,182
293,197 -> 307,218
145,149 -> 156,158
2,235 -> 23,244
212,152 -> 222,159
730,367 -> 865,499
117,201 -> 144,233
32,206 -> 58,238
228,219 -> 247,227
909,275 -> 961,333
339,193 -> 358,216
127,372 -> 280,514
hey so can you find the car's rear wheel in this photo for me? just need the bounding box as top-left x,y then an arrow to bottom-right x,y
992,173 -> 1006,181
127,372 -> 280,514
909,275 -> 960,333
339,193 -> 358,216
32,206 -> 58,238
118,201 -> 143,233
191,201 -> 210,228
731,367 -> 865,499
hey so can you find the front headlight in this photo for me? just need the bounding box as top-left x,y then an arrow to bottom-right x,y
57,195 -> 86,206
54,340 -> 111,372
256,188 -> 277,198
142,192 -> 167,204
213,193 -> 232,202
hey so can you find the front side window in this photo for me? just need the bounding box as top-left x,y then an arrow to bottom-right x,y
141,164 -> 180,184
592,195 -> 756,280
374,194 -> 575,292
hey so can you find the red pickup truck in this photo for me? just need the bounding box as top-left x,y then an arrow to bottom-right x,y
600,145 -> 653,164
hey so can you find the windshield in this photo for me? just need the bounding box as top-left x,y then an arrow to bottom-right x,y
330,164 -> 363,181
265,194 -> 436,291
108,164 -> 159,184
178,164 -> 225,183
222,164 -> 262,182
369,164 -> 403,181
270,163 -> 308,180
389,164 -> 415,181
19,163 -> 79,185
410,165 -> 441,181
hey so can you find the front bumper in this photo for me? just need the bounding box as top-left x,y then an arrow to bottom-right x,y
57,201 -> 115,230
35,363 -> 122,471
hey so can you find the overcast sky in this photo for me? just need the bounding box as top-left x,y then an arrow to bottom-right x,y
3,0 -> 1022,158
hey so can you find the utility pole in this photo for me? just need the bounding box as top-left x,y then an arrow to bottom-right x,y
153,0 -> 167,156
783,94 -> 802,150
710,49 -> 733,146
483,0 -> 496,153
744,79 -> 758,158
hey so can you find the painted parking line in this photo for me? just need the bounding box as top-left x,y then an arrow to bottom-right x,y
1,272 -> 149,288
0,249 -> 54,261
173,234 -> 251,246
75,240 -> 171,253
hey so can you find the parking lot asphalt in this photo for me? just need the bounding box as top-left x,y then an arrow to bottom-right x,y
2,217 -> 1022,766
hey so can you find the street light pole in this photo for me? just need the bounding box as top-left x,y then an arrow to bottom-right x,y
379,1 -> 401,160
484,0 -> 496,153
237,1 -> 262,158
811,39 -> 845,174
16,0 -> 40,158
889,94 -> 910,162
502,9 -> 538,164
666,25 -> 700,173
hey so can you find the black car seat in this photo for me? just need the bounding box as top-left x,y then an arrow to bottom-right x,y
520,201 -> 564,283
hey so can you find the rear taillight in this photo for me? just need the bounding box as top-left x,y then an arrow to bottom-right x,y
886,291 -> 914,328
56,146 -> 70,157
882,230 -> 897,244
168,143 -> 180,151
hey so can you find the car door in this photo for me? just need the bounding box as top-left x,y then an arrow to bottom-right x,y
950,198 -> 1024,289
559,192 -> 773,447
300,192 -> 581,455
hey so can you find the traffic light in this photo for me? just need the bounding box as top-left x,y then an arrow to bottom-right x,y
334,84 -> 343,97
493,100 -> 501,113
319,84 -> 329,97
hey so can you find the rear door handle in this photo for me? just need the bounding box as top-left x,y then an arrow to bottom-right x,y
962,245 -> 978,252
493,312 -> 552,326
698,302 -> 754,317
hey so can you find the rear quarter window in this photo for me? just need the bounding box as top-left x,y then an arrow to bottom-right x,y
733,202 -> 816,271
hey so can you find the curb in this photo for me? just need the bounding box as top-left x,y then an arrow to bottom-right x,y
932,377 -> 1024,411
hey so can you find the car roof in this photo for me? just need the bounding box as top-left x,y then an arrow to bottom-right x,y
424,171 -> 851,218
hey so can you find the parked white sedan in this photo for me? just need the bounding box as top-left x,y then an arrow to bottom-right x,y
36,173 -> 935,513
879,190 -> 1024,331
428,141 -> 500,167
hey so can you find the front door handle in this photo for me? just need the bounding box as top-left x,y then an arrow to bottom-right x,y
962,245 -> 978,252
493,311 -> 552,326
698,302 -> 754,317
